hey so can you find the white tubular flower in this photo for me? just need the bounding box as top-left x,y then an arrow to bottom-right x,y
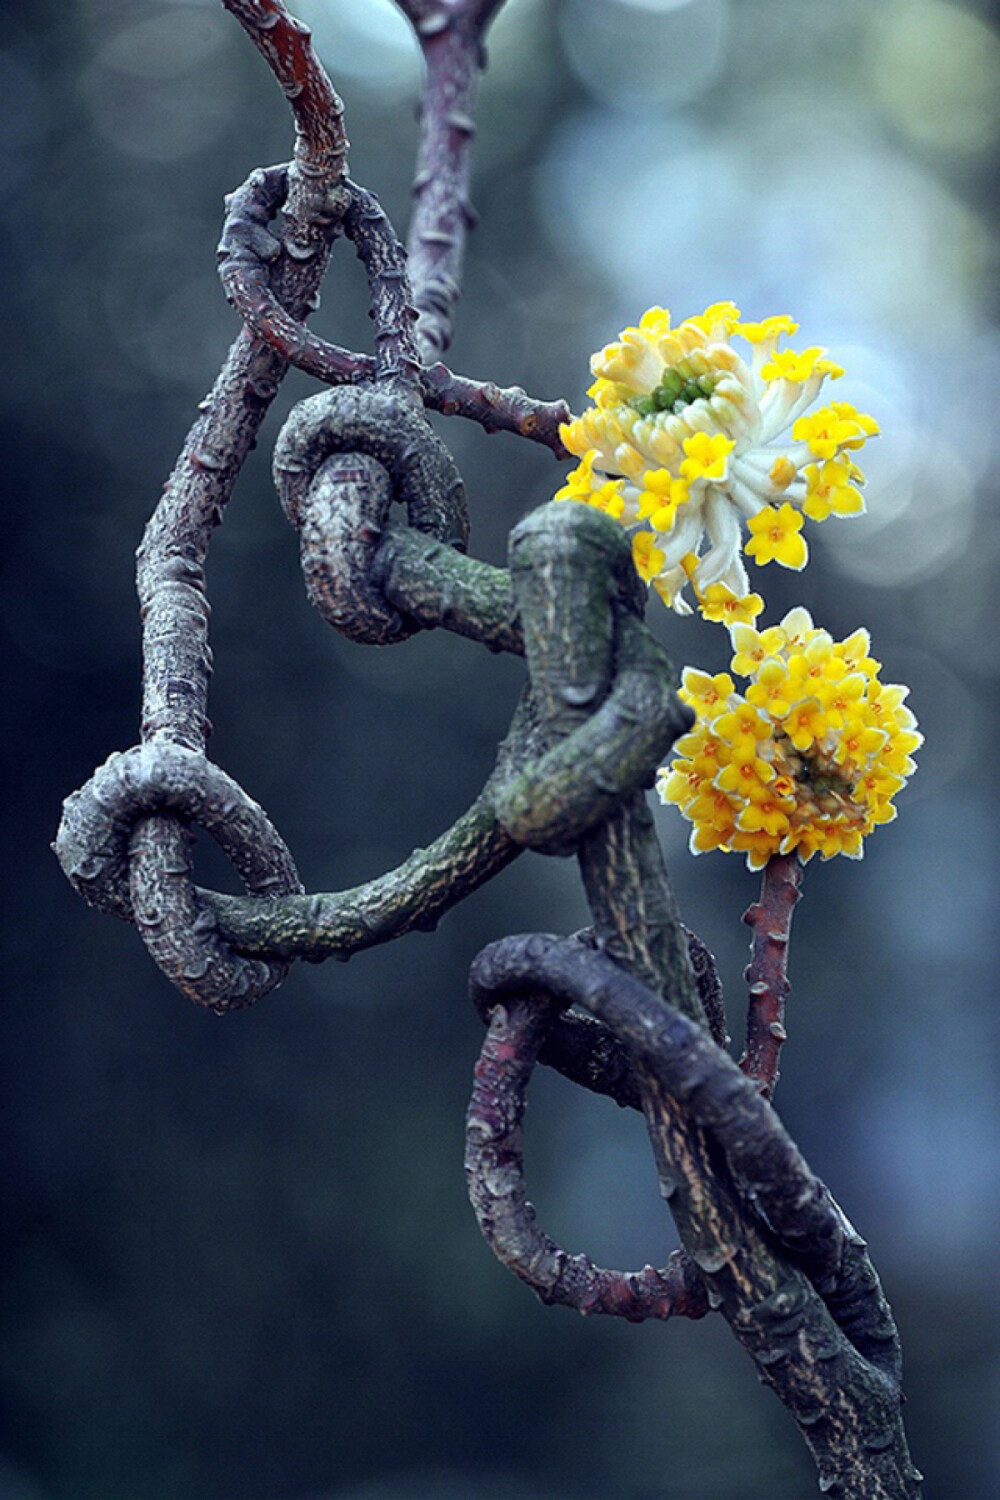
555,303 -> 878,619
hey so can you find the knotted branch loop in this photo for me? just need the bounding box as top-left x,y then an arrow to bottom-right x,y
218,164 -> 571,453
273,384 -> 470,644
219,172 -> 420,389
53,743 -> 302,1010
471,934 -> 846,1286
197,507 -> 694,977
274,385 -> 469,545
467,933 -> 918,1495
470,926 -> 727,1114
465,983 -> 709,1322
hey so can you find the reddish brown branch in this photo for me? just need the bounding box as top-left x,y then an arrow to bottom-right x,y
395,0 -> 507,360
421,363 -> 570,453
465,991 -> 709,1321
740,853 -> 804,1100
218,166 -> 570,451
220,0 -> 349,237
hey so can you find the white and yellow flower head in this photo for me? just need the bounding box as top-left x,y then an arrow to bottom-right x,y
657,607 -> 920,869
555,303 -> 878,617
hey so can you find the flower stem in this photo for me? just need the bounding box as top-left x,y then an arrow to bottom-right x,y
739,852 -> 804,1100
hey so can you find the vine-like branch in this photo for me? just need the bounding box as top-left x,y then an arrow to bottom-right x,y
54,4 -> 923,1491
468,934 -> 919,1499
218,163 -> 571,451
200,505 -> 690,962
462,500 -> 919,1496
467,991 -> 710,1321
58,0 -> 351,1007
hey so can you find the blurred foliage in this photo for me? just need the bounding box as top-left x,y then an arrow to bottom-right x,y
2,0 -> 999,1496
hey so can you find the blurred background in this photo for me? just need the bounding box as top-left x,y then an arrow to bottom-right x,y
3,0 -> 999,1495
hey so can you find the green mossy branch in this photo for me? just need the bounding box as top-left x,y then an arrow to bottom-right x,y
201,504 -> 692,965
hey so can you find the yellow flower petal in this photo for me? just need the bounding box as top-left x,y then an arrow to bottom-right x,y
658,615 -> 919,867
745,504 -> 809,569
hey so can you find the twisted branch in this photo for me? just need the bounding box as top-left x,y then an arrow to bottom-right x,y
126,45 -> 346,1002
54,5 -> 923,1491
200,508 -> 690,963
466,990 -> 709,1321
469,934 -> 920,1499
218,163 -> 571,451
463,500 -> 919,1496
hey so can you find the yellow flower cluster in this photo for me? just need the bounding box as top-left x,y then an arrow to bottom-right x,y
657,608 -> 920,868
554,303 -> 878,617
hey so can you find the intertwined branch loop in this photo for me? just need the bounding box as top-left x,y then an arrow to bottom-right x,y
274,384 -> 469,641
220,163 -> 571,449
57,743 -> 302,1007
467,933 -> 912,1489
52,2 -> 923,1493
466,980 -> 710,1323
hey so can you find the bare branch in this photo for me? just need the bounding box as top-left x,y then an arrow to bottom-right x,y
466,991 -> 710,1321
218,166 -> 571,451
469,933 -> 921,1500
54,744 -> 302,1009
684,924 -> 730,1049
198,504 -> 690,965
740,852 -> 804,1099
420,363 -> 571,454
200,790 -> 522,961
396,0 -> 507,358
86,2 -> 351,1006
219,0 -> 349,235
55,9 -> 924,1490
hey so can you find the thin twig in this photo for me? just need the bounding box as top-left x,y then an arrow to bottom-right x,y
740,852 -> 804,1099
397,0 -> 507,359
421,363 -> 571,454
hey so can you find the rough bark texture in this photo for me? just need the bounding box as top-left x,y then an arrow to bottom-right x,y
741,851 -> 804,1098
468,936 -> 921,1499
52,1 -> 923,1491
398,0 -> 505,360
466,991 -> 710,1321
